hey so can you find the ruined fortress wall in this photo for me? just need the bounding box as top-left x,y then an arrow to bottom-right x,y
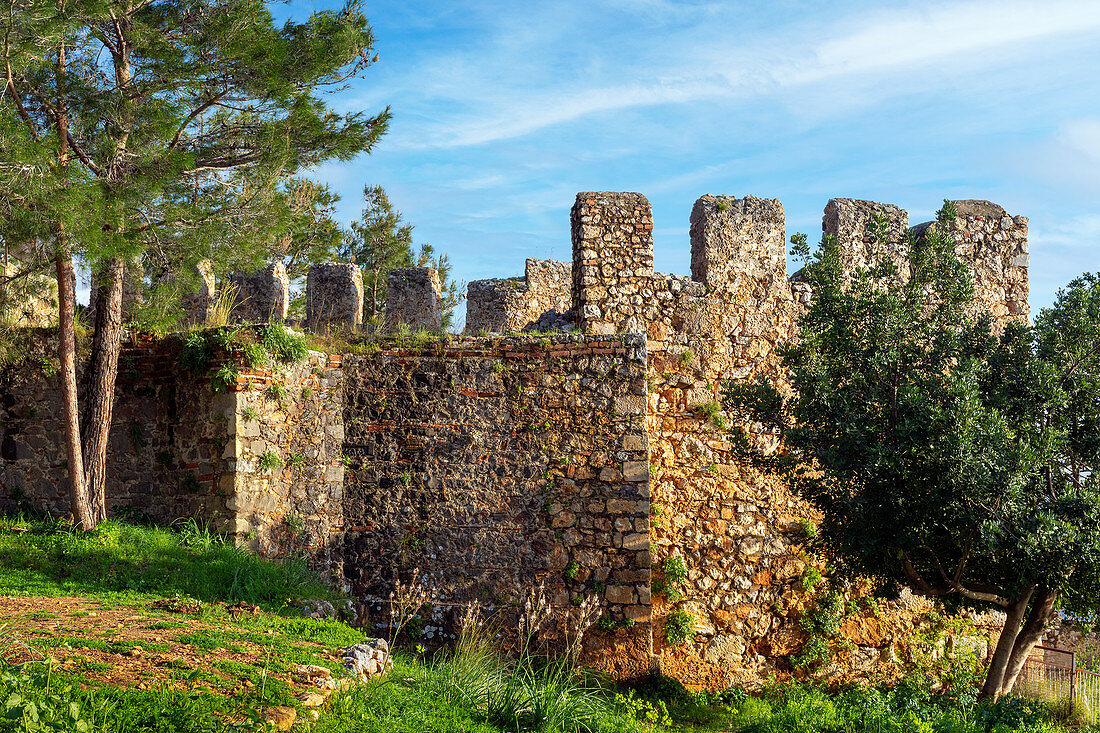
0,338 -> 235,526
225,352 -> 346,571
465,259 -> 572,334
570,191 -> 1029,689
385,268 -> 442,332
229,262 -> 290,324
337,334 -> 652,676
0,190 -> 1030,690
912,200 -> 1030,322
0,338 -> 342,573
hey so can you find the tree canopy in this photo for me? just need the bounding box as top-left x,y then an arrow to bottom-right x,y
1,0 -> 390,528
724,204 -> 1100,699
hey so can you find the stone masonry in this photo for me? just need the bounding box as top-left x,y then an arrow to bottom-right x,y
306,263 -> 364,330
384,267 -> 442,331
1,190 -> 1030,691
466,259 -> 573,334
229,262 -> 290,324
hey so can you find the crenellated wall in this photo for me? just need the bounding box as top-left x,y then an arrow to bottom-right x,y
0,190 -> 1029,690
465,259 -> 572,334
339,334 -> 652,676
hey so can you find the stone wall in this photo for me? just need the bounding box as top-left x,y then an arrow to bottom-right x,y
338,334 -> 652,676
465,259 -> 572,334
572,193 -> 654,335
0,189 -> 1031,690
305,263 -> 363,330
0,335 -> 342,574
0,337 -> 234,527
0,264 -> 57,328
566,191 -> 1028,689
227,352 -> 346,572
177,260 -> 217,326
912,200 -> 1029,323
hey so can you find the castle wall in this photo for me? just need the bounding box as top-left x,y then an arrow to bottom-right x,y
912,200 -> 1030,322
0,189 -> 1030,690
385,267 -> 442,332
305,263 -> 363,330
337,334 -> 652,676
0,337 -> 234,527
225,351 -> 346,573
465,259 -> 572,334
229,262 -> 290,324
569,191 -> 1028,689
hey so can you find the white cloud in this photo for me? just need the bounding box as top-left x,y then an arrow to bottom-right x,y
382,0 -> 1100,150
1021,119 -> 1100,194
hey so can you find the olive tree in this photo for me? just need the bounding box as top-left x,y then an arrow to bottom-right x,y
725,204 -> 1100,699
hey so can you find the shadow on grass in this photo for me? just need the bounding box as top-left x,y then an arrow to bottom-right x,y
0,516 -> 333,610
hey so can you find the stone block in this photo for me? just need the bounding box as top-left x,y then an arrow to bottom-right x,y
384,267 -> 442,332
306,262 -> 363,329
228,261 -> 289,323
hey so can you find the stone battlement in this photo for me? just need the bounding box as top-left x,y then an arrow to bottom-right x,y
0,189 -> 1030,691
464,192 -> 1028,342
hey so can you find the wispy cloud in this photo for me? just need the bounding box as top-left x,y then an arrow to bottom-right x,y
379,0 -> 1100,150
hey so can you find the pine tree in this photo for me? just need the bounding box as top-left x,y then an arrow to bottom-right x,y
0,0 -> 390,528
341,185 -> 462,328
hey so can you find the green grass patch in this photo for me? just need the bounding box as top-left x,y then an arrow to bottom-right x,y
0,516 -> 336,610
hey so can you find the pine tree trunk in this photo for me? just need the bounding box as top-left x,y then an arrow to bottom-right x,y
979,587 -> 1034,701
82,258 -> 125,522
52,20 -> 93,530
55,248 -> 92,530
999,589 -> 1058,698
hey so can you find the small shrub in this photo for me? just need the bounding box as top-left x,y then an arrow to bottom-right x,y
257,450 -> 282,472
694,400 -> 728,430
680,349 -> 695,367
615,690 -> 672,726
798,518 -> 818,539
562,561 -> 580,580
664,608 -> 695,646
257,323 -> 309,363
798,567 -> 823,591
716,198 -> 730,212
300,387 -> 313,400
242,341 -> 269,368
267,383 -> 287,402
284,513 -> 305,535
241,407 -> 260,422
596,615 -> 635,633
663,556 -> 688,585
285,452 -> 305,467
211,363 -> 239,392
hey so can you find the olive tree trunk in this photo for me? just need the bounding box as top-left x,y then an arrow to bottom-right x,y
979,586 -> 1057,701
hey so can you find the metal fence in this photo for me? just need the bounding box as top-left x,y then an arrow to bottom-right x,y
1016,644 -> 1100,724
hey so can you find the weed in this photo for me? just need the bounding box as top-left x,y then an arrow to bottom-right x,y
257,451 -> 282,472
211,363 -> 239,393
664,608 -> 695,646
693,400 -> 728,430
283,514 -> 305,535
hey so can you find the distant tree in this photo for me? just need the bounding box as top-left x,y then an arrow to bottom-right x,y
724,204 -> 1100,700
0,0 -> 390,529
341,185 -> 462,329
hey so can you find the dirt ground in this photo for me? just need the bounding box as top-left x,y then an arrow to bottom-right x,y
0,595 -> 342,697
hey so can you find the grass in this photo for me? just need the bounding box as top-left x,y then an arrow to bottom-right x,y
0,515 -> 1093,733
0,515 -> 335,609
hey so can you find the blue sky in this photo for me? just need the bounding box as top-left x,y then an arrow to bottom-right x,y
288,0 -> 1100,327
